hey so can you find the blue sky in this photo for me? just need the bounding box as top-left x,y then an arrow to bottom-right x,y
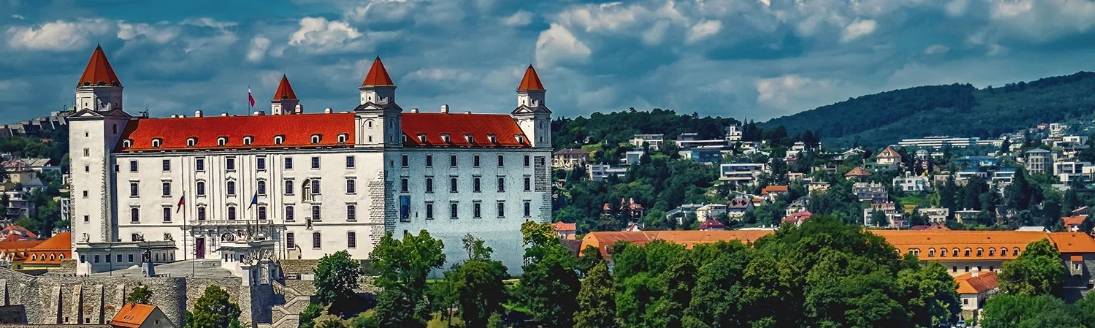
2,0 -> 1095,122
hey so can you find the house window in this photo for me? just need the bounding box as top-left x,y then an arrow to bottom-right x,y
162,207 -> 172,223
310,179 -> 321,194
400,177 -> 409,193
152,139 -> 162,148
257,180 -> 267,195
337,134 -> 347,143
346,179 -> 356,194
130,207 -> 139,223
311,156 -> 320,169
497,201 -> 505,218
473,155 -> 480,167
524,176 -> 531,191
401,155 -> 409,167
347,231 -> 357,248
195,157 -> 205,171
346,156 -> 355,168
425,202 -> 434,220
122,140 -> 131,148
162,181 -> 171,197
523,200 -> 531,218
228,206 -> 237,220
257,156 -> 267,171
473,201 -> 482,219
312,205 -> 321,222
450,154 -> 457,167
524,155 -> 530,167
284,157 -> 294,169
285,205 -> 295,222
130,182 -> 139,197
473,176 -> 482,192
346,204 -> 357,222
426,155 -> 433,167
274,136 -> 284,145
497,155 -> 504,167
258,206 -> 268,221
497,176 -> 505,192
243,136 -> 253,146
450,202 -> 459,219
162,159 -> 171,172
129,160 -> 138,172
197,206 -> 206,221
286,232 -> 296,248
311,135 -> 321,144
312,232 -> 321,249
226,157 -> 236,171
226,181 -> 236,195
450,177 -> 459,193
284,179 -> 294,195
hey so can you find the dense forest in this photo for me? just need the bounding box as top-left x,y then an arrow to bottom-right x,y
551,108 -> 739,149
765,71 -> 1095,147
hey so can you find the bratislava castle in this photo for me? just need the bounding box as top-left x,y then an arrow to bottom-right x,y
68,46 -> 552,274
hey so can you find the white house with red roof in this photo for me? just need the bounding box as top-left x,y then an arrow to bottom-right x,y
68,47 -> 552,274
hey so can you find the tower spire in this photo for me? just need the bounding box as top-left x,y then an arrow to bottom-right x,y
362,57 -> 395,87
78,45 -> 122,87
271,74 -> 300,115
517,65 -> 545,92
75,45 -> 124,112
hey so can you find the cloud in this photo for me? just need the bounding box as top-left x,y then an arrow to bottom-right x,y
246,35 -> 271,62
117,22 -> 179,44
686,19 -> 722,43
840,19 -> 876,42
535,24 -> 591,67
5,19 -> 111,51
755,74 -> 854,116
924,44 -> 949,55
503,10 -> 534,27
288,17 -> 363,53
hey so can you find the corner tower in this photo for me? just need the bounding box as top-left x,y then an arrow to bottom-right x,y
354,57 -> 402,147
74,45 -> 123,112
512,65 -> 551,149
271,74 -> 300,115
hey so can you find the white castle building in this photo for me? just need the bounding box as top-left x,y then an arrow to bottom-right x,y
68,46 -> 552,274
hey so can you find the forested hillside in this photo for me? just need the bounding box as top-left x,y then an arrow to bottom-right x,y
552,108 -> 739,149
765,71 -> 1095,147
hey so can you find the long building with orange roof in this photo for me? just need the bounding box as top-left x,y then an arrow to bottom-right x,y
21,232 -> 72,270
580,230 -> 774,258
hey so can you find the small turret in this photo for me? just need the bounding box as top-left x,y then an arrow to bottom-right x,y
271,74 -> 300,115
75,45 -> 124,112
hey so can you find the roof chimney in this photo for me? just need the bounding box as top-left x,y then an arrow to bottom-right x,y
253,111 -> 265,116
441,104 -> 449,113
464,111 -> 471,114
221,113 -> 229,117
324,107 -> 332,113
410,107 -> 419,113
194,110 -> 203,117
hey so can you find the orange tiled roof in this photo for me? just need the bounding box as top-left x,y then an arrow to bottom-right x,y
1047,232 -> 1095,254
1062,215 -> 1087,227
362,57 -> 394,86
517,65 -> 545,92
111,303 -> 155,328
552,222 -> 576,232
23,232 -> 71,266
77,45 -> 121,87
272,74 -> 298,100
761,185 -> 789,195
876,146 -> 901,159
580,230 -> 773,258
955,271 -> 998,294
845,166 -> 870,177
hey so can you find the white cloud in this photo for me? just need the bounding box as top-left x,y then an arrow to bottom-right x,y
840,19 -> 876,42
288,17 -> 363,53
686,19 -> 722,43
557,2 -> 646,33
535,24 -> 592,67
503,10 -> 534,27
11,14 -> 24,20
117,22 -> 179,44
247,35 -> 271,63
755,74 -> 850,115
406,67 -> 476,83
6,20 -> 111,51
924,44 -> 949,55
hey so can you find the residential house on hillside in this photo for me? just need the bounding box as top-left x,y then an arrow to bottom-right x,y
893,172 -> 931,193
588,164 -> 628,181
874,146 -> 903,168
630,133 -> 665,150
844,166 -> 871,180
675,132 -> 729,149
852,182 -> 888,203
695,204 -> 727,223
918,207 -> 950,225
111,303 -> 175,328
955,271 -> 999,313
623,150 -> 645,166
552,148 -> 589,170
782,210 -> 812,226
719,163 -> 767,185
863,202 -> 905,228
552,222 -> 577,240
726,196 -> 754,220
1025,148 -> 1052,175
760,185 -> 789,202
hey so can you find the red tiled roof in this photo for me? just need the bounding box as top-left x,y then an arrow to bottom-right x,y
401,113 -> 530,148
517,65 -> 545,92
362,57 -> 394,86
0,225 -> 37,241
111,303 -> 156,328
119,113 -> 355,152
1062,215 -> 1087,227
553,222 -> 576,232
0,240 -> 43,251
782,210 -> 812,224
580,230 -> 773,258
1048,232 -> 1095,254
955,271 -> 998,294
23,232 -> 71,266
272,74 -> 298,100
78,45 -> 122,87
845,166 -> 871,177
761,185 -> 789,195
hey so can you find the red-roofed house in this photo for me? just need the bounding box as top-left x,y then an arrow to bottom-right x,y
553,222 -> 577,240
760,185 -> 789,201
955,271 -> 999,312
68,47 -> 554,275
782,210 -> 813,226
1062,215 -> 1087,232
0,225 -> 37,241
110,303 -> 174,328
22,232 -> 72,270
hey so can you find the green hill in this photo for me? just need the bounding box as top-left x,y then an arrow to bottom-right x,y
764,71 -> 1095,147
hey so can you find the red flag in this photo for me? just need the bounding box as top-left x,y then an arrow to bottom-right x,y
247,87 -> 256,108
176,195 -> 186,213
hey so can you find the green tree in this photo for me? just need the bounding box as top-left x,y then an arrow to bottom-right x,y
314,250 -> 363,306
896,262 -> 959,327
184,286 -> 242,328
126,284 -> 152,304
371,230 -> 446,328
574,262 -> 615,328
981,294 -> 1080,328
999,239 -> 1066,296
299,303 -> 325,328
450,235 -> 508,328
518,221 -> 580,328
682,242 -> 752,328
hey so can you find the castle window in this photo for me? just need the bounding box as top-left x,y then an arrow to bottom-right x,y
347,231 -> 357,248
464,134 -> 474,144
285,205 -> 295,222
151,139 -> 162,148
257,180 -> 267,195
197,206 -> 206,221
226,180 -> 236,195
441,134 -> 451,144
515,135 -> 525,144
312,232 -> 321,249
243,136 -> 253,146
346,204 -> 357,222
964,248 -> 972,257
226,157 -> 236,171
417,134 -> 427,143
1001,248 -> 1008,257
187,138 -> 197,147
989,248 -> 996,256
122,140 -> 132,148
337,134 -> 348,144
228,206 -> 237,220
487,134 -> 497,144
927,248 -> 935,257
311,135 -> 321,144
274,136 -> 284,145
217,137 -> 227,146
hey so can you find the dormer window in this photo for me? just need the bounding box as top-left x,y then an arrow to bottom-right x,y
311,135 -> 321,144
186,138 -> 197,147
151,139 -> 162,148
515,135 -> 526,144
243,136 -> 253,146
337,134 -> 348,144
122,140 -> 132,148
417,134 -> 427,143
487,134 -> 497,144
441,134 -> 451,144
217,137 -> 227,146
274,135 -> 284,145
464,134 -> 474,144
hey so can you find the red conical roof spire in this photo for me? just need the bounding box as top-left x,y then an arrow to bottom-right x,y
77,45 -> 122,87
362,57 -> 395,86
517,65 -> 545,92
272,74 -> 298,100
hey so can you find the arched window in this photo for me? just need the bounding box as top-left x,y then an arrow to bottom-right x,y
122,140 -> 132,148
151,139 -> 162,148
1014,247 -> 1021,256
311,135 -> 321,144
976,248 -> 983,257
988,248 -> 996,256
226,181 -> 237,196
938,248 -> 946,257
337,134 -> 348,143
1001,248 -> 1009,257
952,248 -> 959,257
257,180 -> 267,195
927,249 -> 935,257
964,248 -> 972,257
187,138 -> 197,147
243,136 -> 253,146
217,137 -> 227,146
274,135 -> 284,145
